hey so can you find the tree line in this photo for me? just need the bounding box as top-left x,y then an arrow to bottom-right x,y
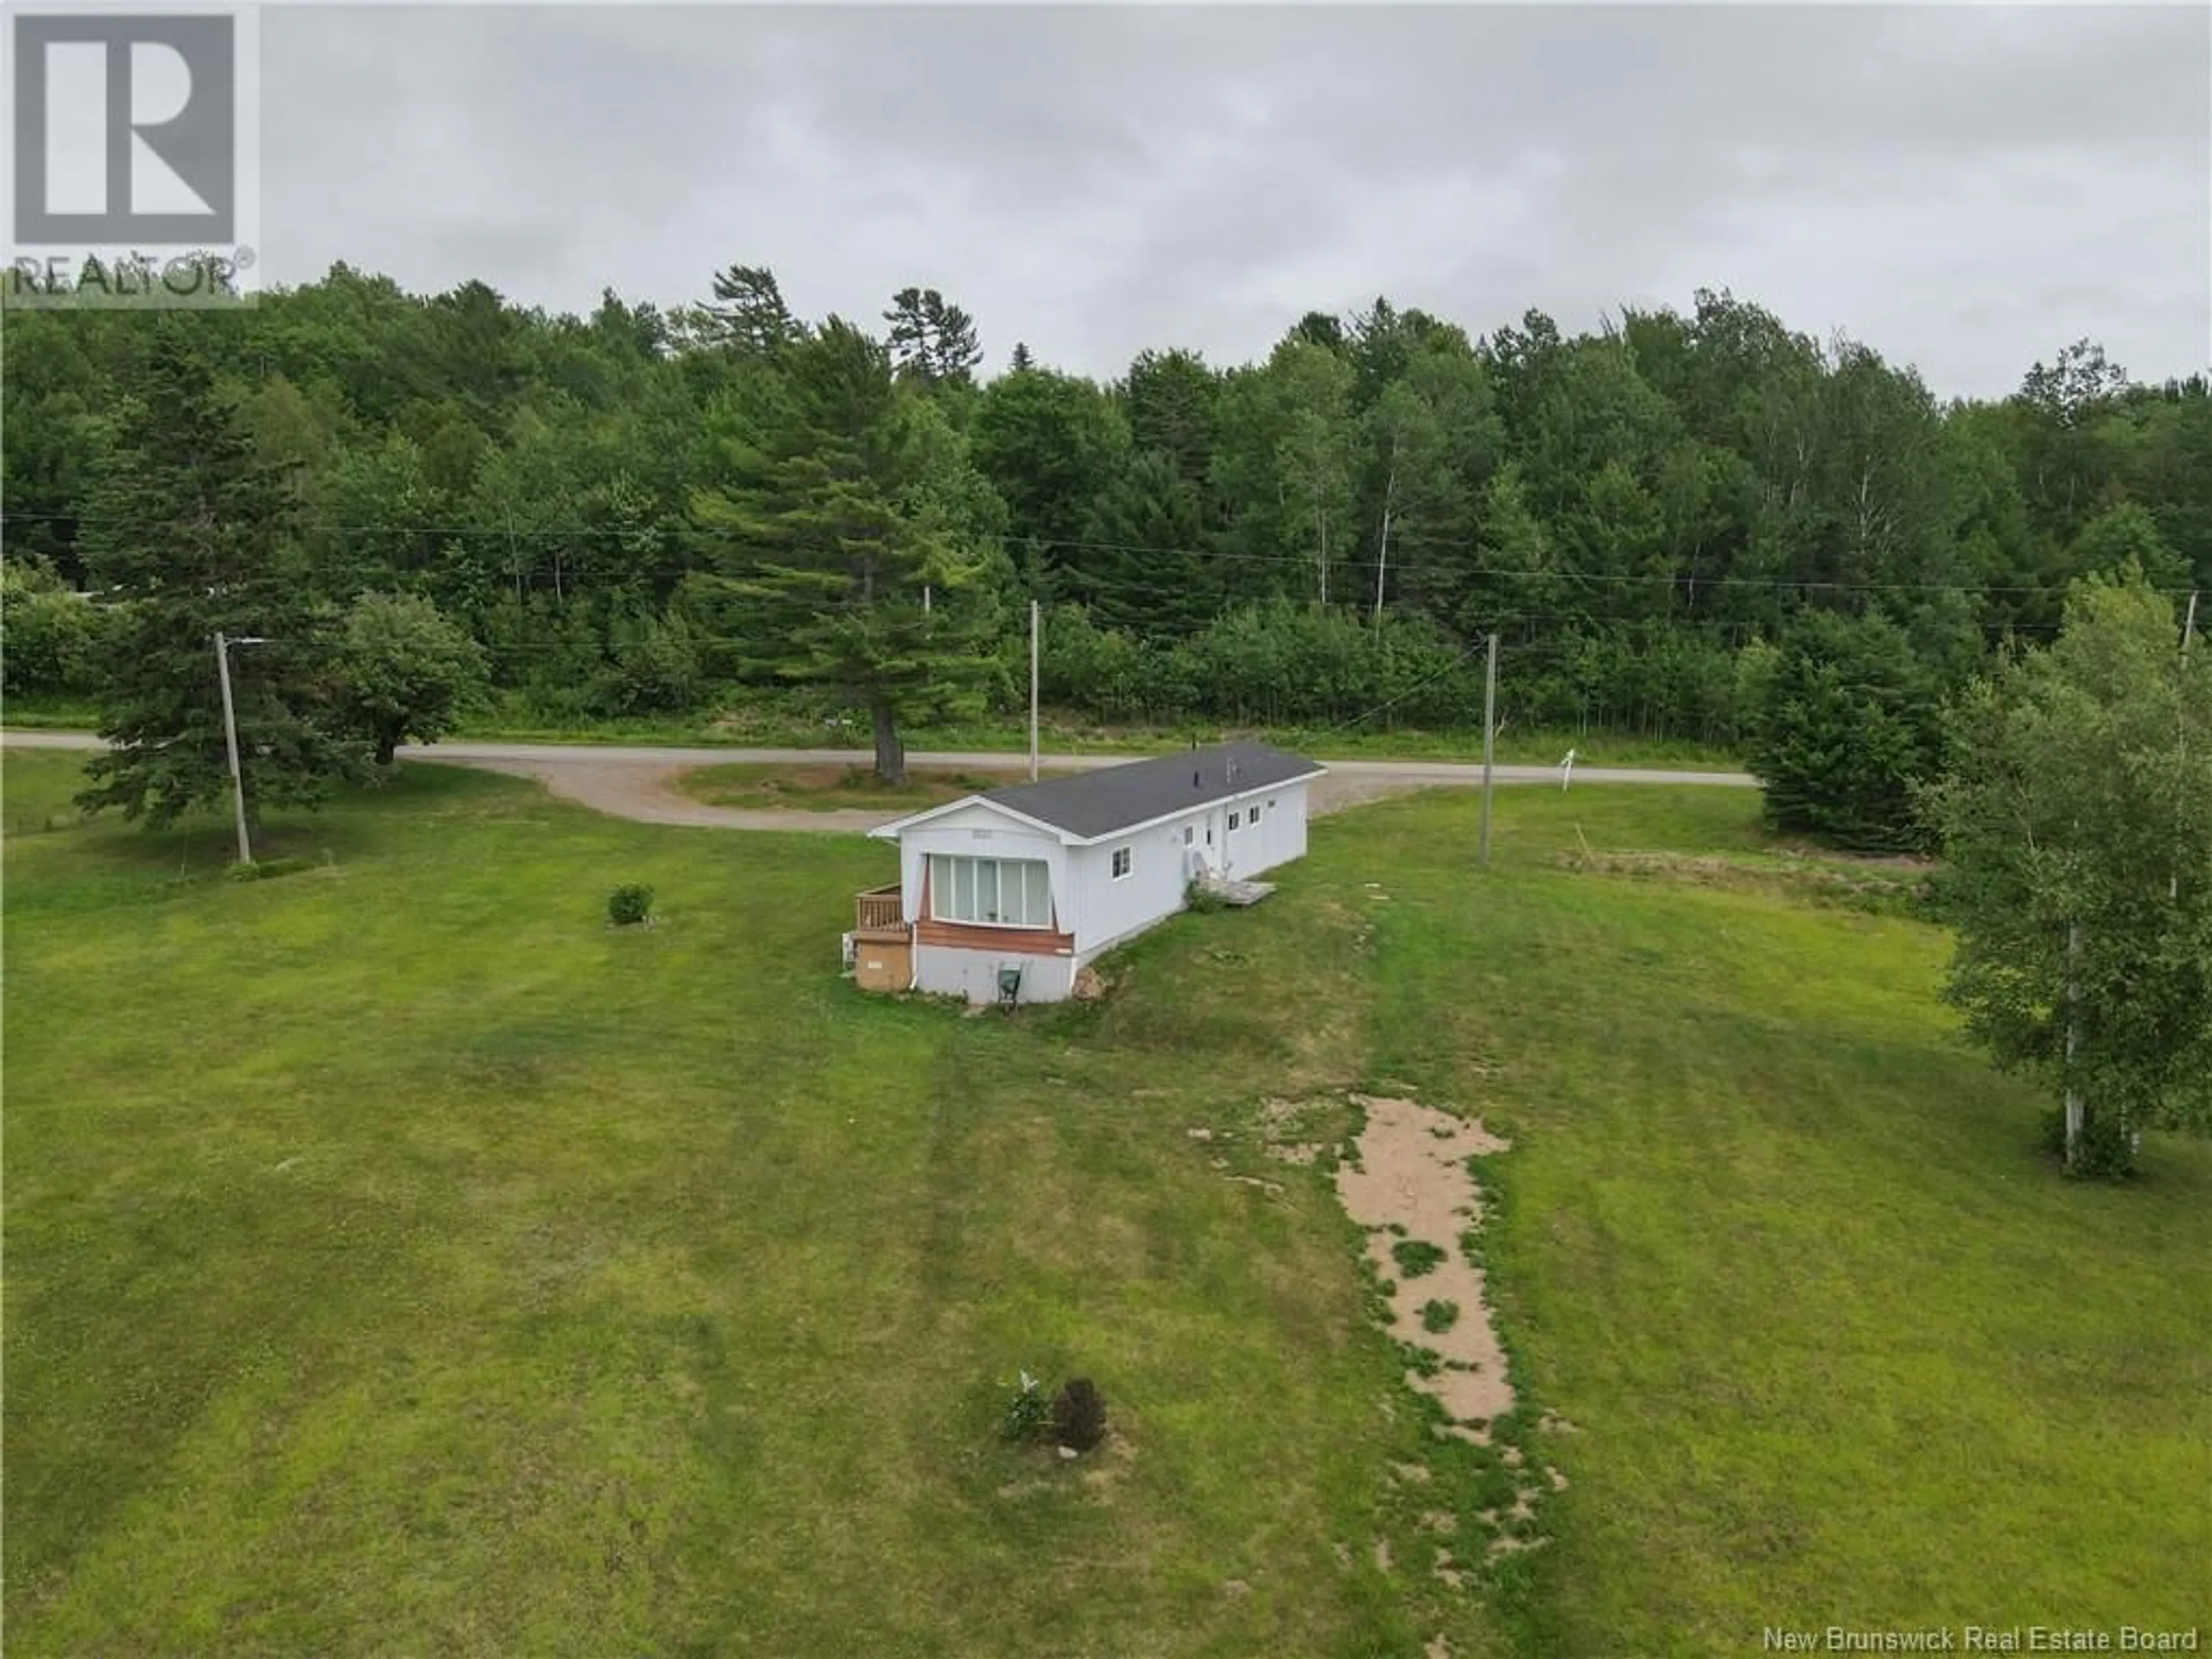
3,265 -> 2206,792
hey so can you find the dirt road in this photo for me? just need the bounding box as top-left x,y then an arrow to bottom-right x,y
0,731 -> 1753,833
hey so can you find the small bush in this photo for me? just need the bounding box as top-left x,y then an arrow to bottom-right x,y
1392,1239 -> 1448,1279
1420,1300 -> 1461,1335
1396,1341 -> 1445,1378
607,883 -> 655,926
2040,1107 -> 2140,1181
1184,880 -> 1228,915
1002,1370 -> 1051,1443
1052,1377 -> 1107,1451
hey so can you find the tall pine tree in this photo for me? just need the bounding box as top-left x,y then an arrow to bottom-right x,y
690,319 -> 1002,782
76,318 -> 362,834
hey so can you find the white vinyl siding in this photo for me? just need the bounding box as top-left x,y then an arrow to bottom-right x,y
929,854 -> 1052,927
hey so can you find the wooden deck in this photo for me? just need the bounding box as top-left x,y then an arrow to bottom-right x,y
854,884 -> 908,937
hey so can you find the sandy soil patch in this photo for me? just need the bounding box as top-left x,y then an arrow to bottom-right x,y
1335,1095 -> 1516,1437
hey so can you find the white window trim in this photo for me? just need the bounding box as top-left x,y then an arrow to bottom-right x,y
927,853 -> 1054,929
1111,846 -> 1133,881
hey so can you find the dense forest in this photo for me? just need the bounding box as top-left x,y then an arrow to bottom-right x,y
5,264 -> 2207,770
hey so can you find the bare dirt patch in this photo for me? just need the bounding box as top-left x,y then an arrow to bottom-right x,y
1336,1095 -> 1516,1437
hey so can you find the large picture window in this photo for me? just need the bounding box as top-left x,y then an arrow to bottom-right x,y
929,855 -> 1052,927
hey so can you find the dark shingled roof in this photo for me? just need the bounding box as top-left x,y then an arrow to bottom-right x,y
978,742 -> 1324,840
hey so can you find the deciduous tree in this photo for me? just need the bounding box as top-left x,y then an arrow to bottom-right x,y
332,590 -> 489,764
1915,570 -> 2211,1177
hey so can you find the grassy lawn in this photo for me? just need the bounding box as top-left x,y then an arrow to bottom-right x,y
674,762 -> 1076,813
5,751 -> 2204,1657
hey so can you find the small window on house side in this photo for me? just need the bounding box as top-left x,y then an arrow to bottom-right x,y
1112,847 -> 1132,880
1250,803 -> 1262,824
1229,811 -> 1240,830
1183,826 -> 1194,844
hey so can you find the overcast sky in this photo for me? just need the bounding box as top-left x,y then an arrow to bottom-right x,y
258,3 -> 2211,400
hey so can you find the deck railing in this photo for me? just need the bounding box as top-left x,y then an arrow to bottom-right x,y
854,885 -> 906,934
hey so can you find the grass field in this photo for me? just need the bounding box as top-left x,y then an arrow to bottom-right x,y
674,762 -> 1077,812
5,750 -> 2205,1658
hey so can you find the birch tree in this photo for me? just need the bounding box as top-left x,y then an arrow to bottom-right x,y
1915,569 -> 2212,1177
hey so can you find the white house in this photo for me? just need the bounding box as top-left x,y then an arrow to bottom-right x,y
845,742 -> 1327,1005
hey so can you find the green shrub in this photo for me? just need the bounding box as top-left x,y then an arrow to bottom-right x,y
1420,1300 -> 1461,1334
2039,1107 -> 2141,1181
1001,1370 -> 1051,1443
1392,1239 -> 1447,1279
607,884 -> 655,926
1,562 -> 109,698
1184,880 -> 1227,914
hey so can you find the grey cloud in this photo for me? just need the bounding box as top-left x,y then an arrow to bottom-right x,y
258,4 -> 2209,398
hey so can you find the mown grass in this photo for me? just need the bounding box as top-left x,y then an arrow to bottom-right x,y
5,751 -> 2204,1658
674,762 -> 1075,813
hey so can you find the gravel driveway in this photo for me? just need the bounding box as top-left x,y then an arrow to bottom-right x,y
1,731 -> 1753,832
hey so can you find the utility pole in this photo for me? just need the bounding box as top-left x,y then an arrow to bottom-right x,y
1028,597 -> 1040,783
1477,631 -> 1498,868
1372,449 -> 1397,631
2174,592 -> 2198,902
2063,922 -> 2083,1168
214,631 -> 253,866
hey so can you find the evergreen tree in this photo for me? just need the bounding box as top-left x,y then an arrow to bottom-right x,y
689,319 -> 1001,781
695,263 -> 806,358
75,319 -> 362,834
1739,608 -> 1942,852
884,287 -> 984,389
1078,449 -> 1214,636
